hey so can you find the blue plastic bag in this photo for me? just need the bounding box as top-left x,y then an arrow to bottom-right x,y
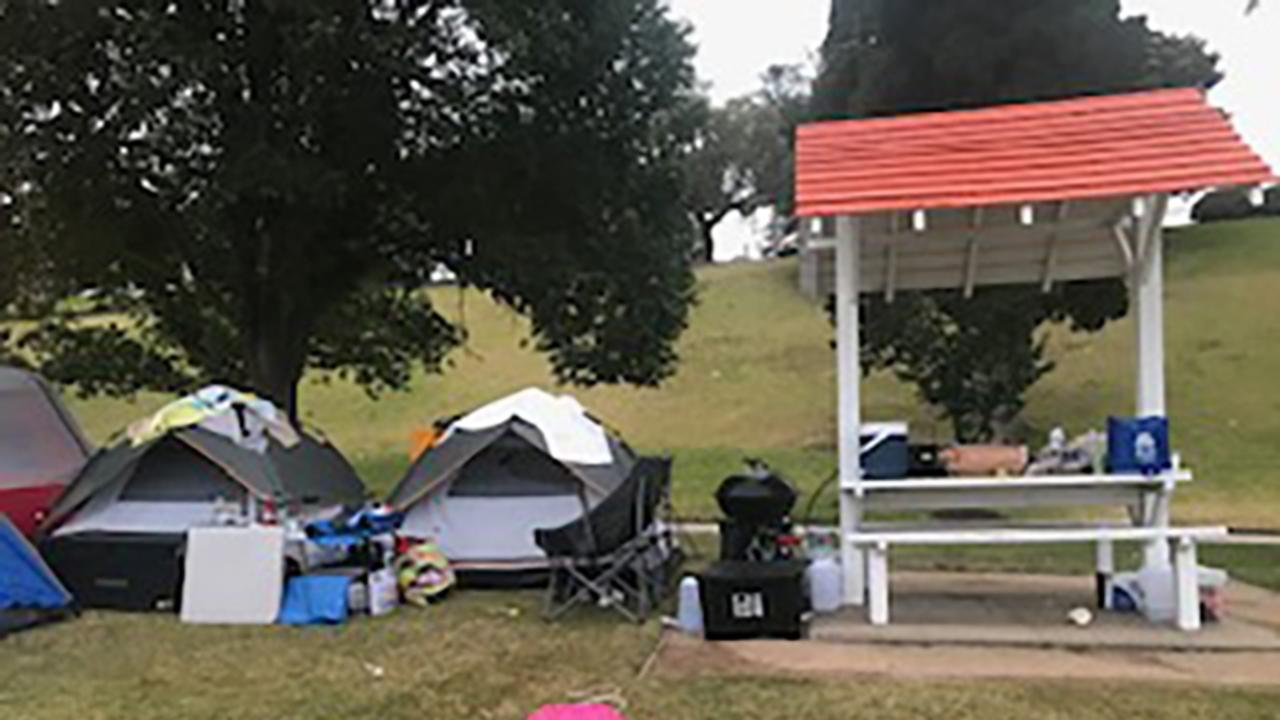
1106,416 -> 1171,475
278,575 -> 351,625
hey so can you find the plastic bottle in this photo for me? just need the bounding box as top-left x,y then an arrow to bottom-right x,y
807,556 -> 843,613
676,575 -> 703,634
1136,563 -> 1176,622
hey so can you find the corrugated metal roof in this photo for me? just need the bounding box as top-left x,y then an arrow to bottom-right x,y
795,88 -> 1274,217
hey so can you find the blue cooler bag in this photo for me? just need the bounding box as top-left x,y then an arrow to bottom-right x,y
1107,416 -> 1171,475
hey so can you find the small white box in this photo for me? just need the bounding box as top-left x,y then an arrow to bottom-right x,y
181,525 -> 286,625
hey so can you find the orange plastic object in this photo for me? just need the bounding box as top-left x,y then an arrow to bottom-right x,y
408,427 -> 443,461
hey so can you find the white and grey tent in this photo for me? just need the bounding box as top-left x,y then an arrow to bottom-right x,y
39,388 -> 366,609
387,388 -> 636,573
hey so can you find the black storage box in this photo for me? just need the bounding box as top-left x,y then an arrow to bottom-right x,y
41,532 -> 186,611
908,443 -> 948,478
700,560 -> 808,641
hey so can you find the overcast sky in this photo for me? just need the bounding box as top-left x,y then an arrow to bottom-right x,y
665,0 -> 1279,258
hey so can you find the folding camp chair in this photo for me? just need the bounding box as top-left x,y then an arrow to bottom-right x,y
534,457 -> 673,623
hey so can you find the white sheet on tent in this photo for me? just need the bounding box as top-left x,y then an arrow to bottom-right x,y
401,494 -> 583,565
451,388 -> 612,466
127,384 -> 299,452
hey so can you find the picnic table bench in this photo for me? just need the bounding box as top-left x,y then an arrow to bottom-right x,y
848,524 -> 1228,631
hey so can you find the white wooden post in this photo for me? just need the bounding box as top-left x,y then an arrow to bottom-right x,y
836,214 -> 864,606
1174,537 -> 1201,631
867,541 -> 890,625
1132,193 -> 1171,569
1095,538 -> 1114,608
1133,193 -> 1168,417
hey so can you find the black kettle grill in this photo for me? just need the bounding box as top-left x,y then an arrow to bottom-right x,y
715,459 -> 798,561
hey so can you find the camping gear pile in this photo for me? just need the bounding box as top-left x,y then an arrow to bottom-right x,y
0,382 -> 673,635
844,415 -> 1173,480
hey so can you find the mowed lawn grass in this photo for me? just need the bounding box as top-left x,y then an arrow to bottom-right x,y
64,217 -> 1280,525
4,548 -> 1280,720
4,568 -> 1280,720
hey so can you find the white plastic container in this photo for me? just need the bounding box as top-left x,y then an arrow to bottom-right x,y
1136,564 -> 1176,623
347,578 -> 369,614
1198,566 -> 1229,588
676,575 -> 703,634
368,568 -> 400,617
806,556 -> 843,613
1198,566 -> 1230,621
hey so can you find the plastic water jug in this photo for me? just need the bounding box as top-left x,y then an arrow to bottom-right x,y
368,568 -> 400,617
806,556 -> 843,613
676,575 -> 703,634
1136,564 -> 1176,622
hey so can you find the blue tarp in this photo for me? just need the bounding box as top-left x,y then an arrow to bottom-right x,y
0,515 -> 72,610
278,575 -> 351,625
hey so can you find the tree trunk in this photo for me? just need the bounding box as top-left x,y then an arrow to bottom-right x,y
247,327 -> 305,422
699,218 -> 716,264
243,274 -> 307,422
241,215 -> 310,422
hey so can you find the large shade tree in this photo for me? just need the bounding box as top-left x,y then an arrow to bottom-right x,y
680,64 -> 809,263
0,0 -> 699,416
814,0 -> 1222,440
0,181 -> 67,366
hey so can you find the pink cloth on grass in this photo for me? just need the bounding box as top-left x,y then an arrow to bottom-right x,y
528,704 -> 626,720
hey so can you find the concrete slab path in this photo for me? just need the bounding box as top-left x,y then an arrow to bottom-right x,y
658,572 -> 1280,686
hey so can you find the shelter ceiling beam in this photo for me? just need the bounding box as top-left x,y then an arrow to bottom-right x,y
1112,221 -> 1136,272
963,208 -> 983,298
885,212 -> 902,303
1041,201 -> 1071,292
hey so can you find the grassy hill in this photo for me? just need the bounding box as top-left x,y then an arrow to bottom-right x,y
64,218 -> 1280,526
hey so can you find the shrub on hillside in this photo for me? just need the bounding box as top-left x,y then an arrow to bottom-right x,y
1262,187 -> 1280,217
1192,189 -> 1258,223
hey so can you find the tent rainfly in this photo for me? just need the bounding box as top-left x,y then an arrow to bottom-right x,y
0,367 -> 92,537
0,514 -> 74,637
386,388 -> 637,574
794,88 -> 1275,606
42,424 -> 366,538
39,391 -> 368,610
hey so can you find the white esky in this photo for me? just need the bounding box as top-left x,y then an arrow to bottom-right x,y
666,0 -> 1279,259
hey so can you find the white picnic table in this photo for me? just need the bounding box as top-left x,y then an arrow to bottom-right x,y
840,467 -> 1209,627
849,523 -> 1227,631
792,90 -> 1272,632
